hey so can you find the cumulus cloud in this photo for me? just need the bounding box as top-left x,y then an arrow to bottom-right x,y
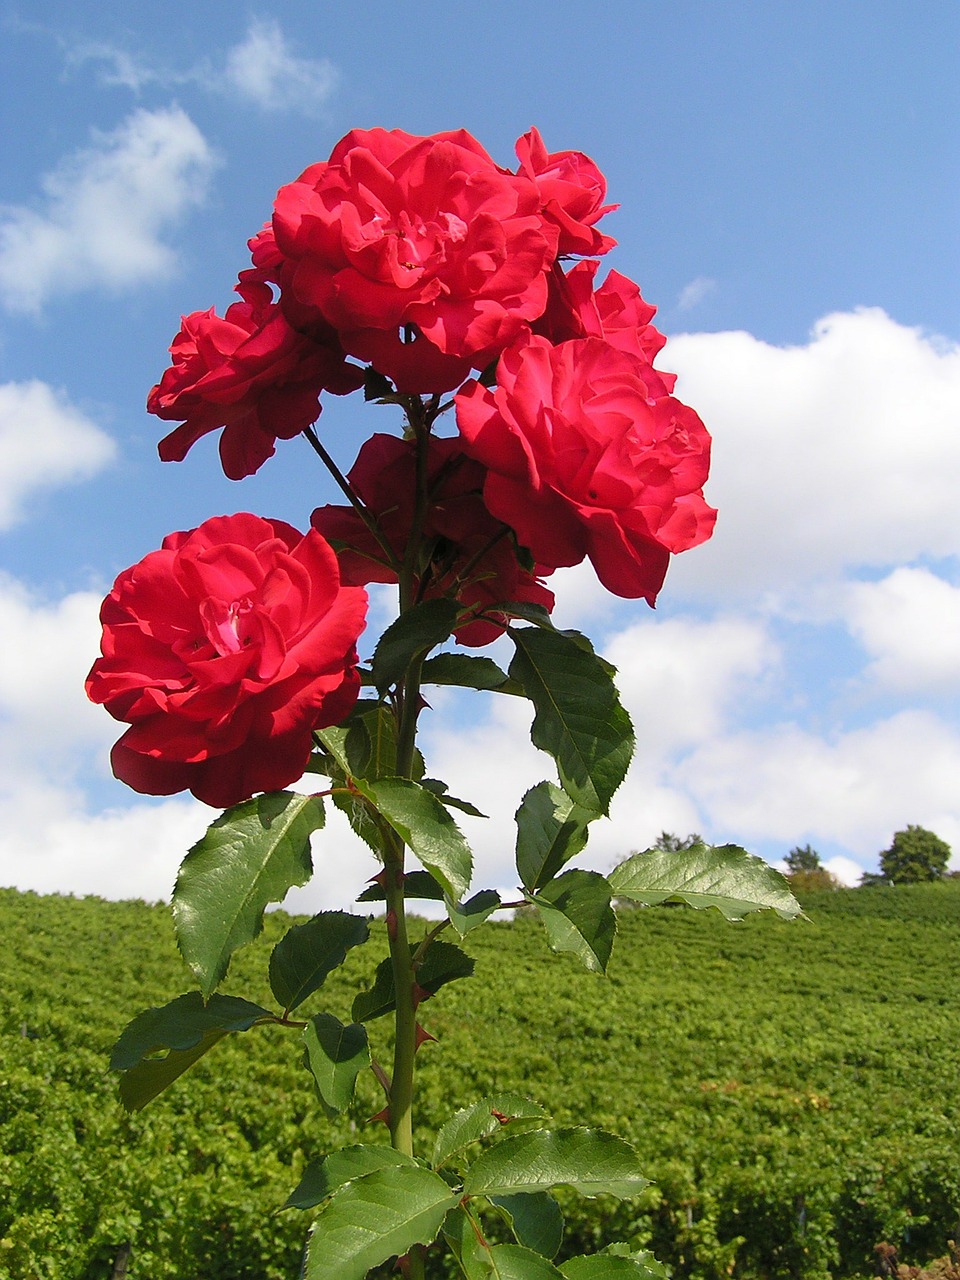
0,381 -> 115,527
0,781 -> 208,902
842,566 -> 960,693
0,107 -> 216,314
67,21 -> 338,116
223,19 -> 338,113
666,309 -> 960,601
681,709 -> 960,864
0,576 -> 114,774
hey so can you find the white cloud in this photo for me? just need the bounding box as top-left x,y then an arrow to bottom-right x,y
0,576 -> 114,795
682,709 -> 960,864
0,782 -> 208,902
842,566 -> 960,693
66,21 -> 338,116
606,615 -> 779,759
0,107 -> 216,314
824,855 -> 866,887
0,381 -> 115,527
223,19 -> 338,113
677,276 -> 716,310
666,309 -> 960,601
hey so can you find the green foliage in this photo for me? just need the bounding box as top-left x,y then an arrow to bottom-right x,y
609,842 -> 803,920
880,824 -> 951,884
531,870 -> 617,973
371,598 -> 461,693
515,782 -> 593,893
506,626 -> 634,816
302,1164 -> 459,1279
302,1014 -> 370,1114
269,911 -> 370,1013
462,1129 -> 649,1200
4,883 -> 960,1277
352,776 -> 473,901
784,843 -> 821,874
173,791 -> 324,996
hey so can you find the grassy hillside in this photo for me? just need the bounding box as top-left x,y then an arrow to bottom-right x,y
1,881 -> 959,1279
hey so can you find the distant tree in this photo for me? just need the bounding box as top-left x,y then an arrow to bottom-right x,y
879,825 -> 951,884
785,844 -> 821,875
653,831 -> 704,853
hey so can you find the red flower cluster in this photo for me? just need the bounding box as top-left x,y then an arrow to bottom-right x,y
311,434 -> 554,646
86,515 -> 367,807
103,124 -> 716,805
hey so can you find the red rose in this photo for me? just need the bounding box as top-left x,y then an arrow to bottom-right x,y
455,335 -> 716,603
86,514 -> 368,808
149,277 -> 363,480
535,262 -> 676,393
514,127 -> 617,257
272,128 -> 558,394
311,433 -> 554,646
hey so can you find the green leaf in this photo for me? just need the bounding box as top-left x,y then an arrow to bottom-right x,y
608,842 -> 805,921
507,627 -> 634,816
371,598 -> 461,693
444,1210 -> 565,1279
433,1093 -> 550,1168
269,912 -> 370,1013
284,1144 -> 415,1211
560,1254 -> 669,1279
448,889 -> 501,937
463,1128 -> 649,1200
351,957 -> 395,1022
352,940 -> 474,1022
302,1014 -> 370,1114
475,1244 -> 566,1279
515,782 -> 593,892
349,704 -> 400,781
172,792 -> 323,997
421,777 -> 488,818
532,871 -> 617,974
302,1164 -> 458,1280
111,992 -> 272,1111
492,1192 -> 564,1259
314,723 -> 355,775
355,776 -> 472,900
356,869 -> 445,902
498,601 -> 557,630
421,653 -> 519,693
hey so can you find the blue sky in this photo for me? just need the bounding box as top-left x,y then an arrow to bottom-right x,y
1,2 -> 958,907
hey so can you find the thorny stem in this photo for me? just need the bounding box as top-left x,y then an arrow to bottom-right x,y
384,398 -> 438,1280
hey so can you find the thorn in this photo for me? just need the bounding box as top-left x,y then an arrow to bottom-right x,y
490,1109 -> 511,1125
369,1105 -> 390,1126
385,908 -> 398,940
415,1022 -> 437,1050
411,982 -> 431,1009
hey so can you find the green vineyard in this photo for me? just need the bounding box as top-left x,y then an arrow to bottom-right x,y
1,880 -> 959,1279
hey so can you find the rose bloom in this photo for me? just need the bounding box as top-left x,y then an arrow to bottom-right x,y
514,127 -> 617,257
455,335 -> 717,604
86,514 -> 368,808
149,278 -> 363,481
535,261 -> 676,394
271,128 -> 558,394
311,433 -> 554,646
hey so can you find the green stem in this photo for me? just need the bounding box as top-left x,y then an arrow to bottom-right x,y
302,424 -> 401,573
382,843 -> 427,1280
